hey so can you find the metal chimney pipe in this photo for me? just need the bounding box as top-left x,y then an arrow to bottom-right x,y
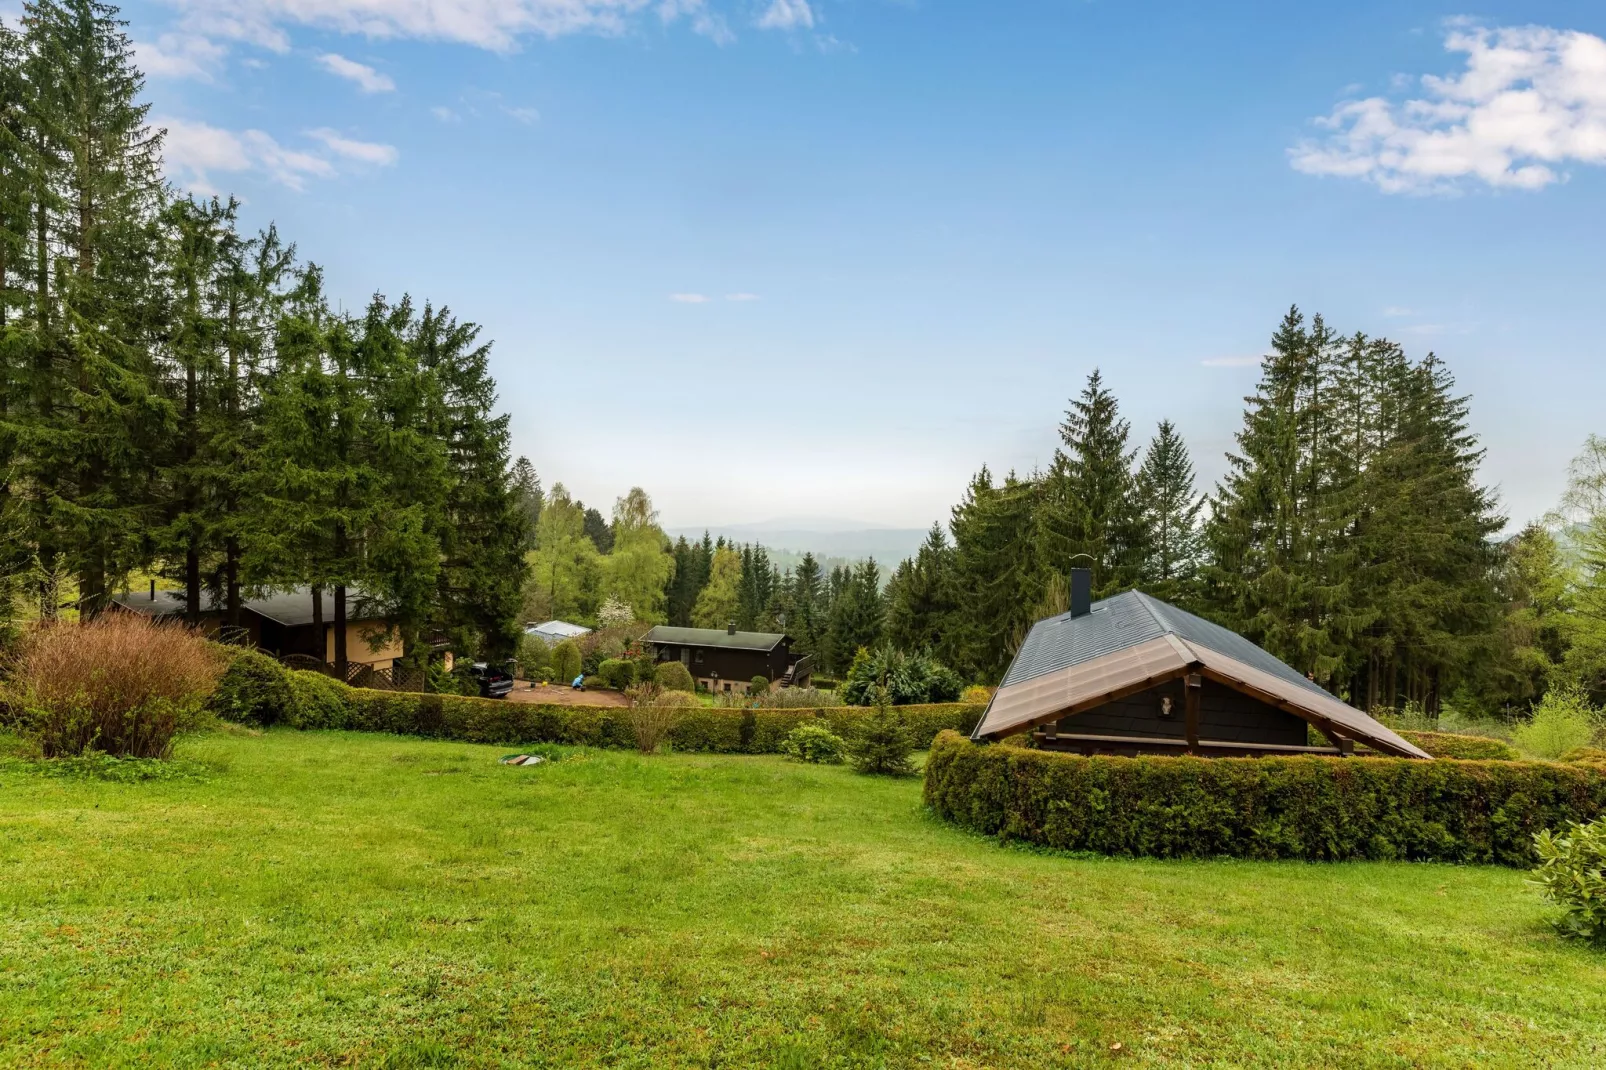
150,579 -> 156,601
727,620 -> 737,636
1069,568 -> 1092,618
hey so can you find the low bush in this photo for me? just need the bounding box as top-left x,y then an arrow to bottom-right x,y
517,634 -> 551,678
285,671 -> 356,730
1532,816 -> 1606,944
960,685 -> 992,705
2,616 -> 222,758
750,675 -> 769,696
210,650 -> 296,726
923,730 -> 1606,867
624,683 -> 682,754
1514,688 -> 1600,760
1396,730 -> 1520,761
841,647 -> 963,706
654,660 -> 695,692
782,722 -> 847,764
1563,747 -> 1606,765
597,658 -> 636,691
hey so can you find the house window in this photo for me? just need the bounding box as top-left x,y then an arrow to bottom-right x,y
695,649 -> 703,664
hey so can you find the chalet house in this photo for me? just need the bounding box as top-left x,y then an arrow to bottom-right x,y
970,570 -> 1428,759
642,624 -> 812,694
110,585 -> 403,672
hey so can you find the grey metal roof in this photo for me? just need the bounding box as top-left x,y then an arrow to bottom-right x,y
1003,590 -> 1335,702
110,586 -> 384,627
526,620 -> 591,641
642,625 -> 786,652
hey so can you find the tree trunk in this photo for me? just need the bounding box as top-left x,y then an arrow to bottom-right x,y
334,583 -> 348,679
311,582 -> 324,663
225,538 -> 241,630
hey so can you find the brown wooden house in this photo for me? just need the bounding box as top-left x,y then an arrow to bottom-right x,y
970,572 -> 1428,759
642,623 -> 812,694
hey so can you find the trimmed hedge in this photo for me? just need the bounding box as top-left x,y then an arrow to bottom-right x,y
244,662 -> 984,754
1396,729 -> 1520,761
923,730 -> 1606,867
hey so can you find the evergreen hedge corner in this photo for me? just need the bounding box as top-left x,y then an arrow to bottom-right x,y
921,730 -> 1606,867
1394,730 -> 1521,761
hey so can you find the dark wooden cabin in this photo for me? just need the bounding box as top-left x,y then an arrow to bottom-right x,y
642,624 -> 812,693
970,573 -> 1428,759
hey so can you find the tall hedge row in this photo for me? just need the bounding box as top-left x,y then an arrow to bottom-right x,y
216,654 -> 985,753
923,731 -> 1606,867
1392,730 -> 1520,761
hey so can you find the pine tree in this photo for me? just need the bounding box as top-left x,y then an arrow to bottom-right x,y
1134,419 -> 1202,602
1055,369 -> 1145,595
948,466 -> 1041,680
510,456 -> 541,546
884,523 -> 957,657
789,551 -> 824,655
824,558 -> 883,675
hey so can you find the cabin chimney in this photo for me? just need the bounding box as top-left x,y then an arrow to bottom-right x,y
1069,568 -> 1092,619
727,620 -> 737,636
150,579 -> 156,601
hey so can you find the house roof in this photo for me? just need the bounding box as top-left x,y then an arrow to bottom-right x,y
642,625 -> 787,652
110,586 -> 386,627
974,590 -> 1429,759
525,620 -> 591,640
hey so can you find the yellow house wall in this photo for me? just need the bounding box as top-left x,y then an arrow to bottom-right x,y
325,623 -> 404,668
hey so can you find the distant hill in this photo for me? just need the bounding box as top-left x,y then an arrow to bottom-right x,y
665,520 -> 932,572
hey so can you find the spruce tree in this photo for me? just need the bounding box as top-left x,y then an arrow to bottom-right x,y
1134,419 -> 1202,603
510,456 -> 541,546
884,523 -> 957,656
1056,369 -> 1145,595
948,466 -> 1040,680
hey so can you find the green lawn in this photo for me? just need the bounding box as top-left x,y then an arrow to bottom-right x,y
2,731 -> 1603,1068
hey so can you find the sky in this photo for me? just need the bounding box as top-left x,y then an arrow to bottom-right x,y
83,0 -> 1606,531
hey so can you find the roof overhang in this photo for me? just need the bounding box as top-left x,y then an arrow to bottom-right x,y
971,634 -> 1429,760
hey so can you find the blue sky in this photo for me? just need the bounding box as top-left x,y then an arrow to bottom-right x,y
96,0 -> 1606,530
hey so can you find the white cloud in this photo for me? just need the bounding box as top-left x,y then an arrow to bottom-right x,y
1200,355 -> 1261,368
1382,306 -> 1415,316
159,117 -> 336,192
307,128 -> 400,166
724,292 -> 761,301
503,105 -> 541,124
165,0 -> 732,53
1291,22 -> 1606,193
316,52 -> 396,92
431,105 -> 460,122
670,293 -> 711,303
756,0 -> 812,31
134,33 -> 227,80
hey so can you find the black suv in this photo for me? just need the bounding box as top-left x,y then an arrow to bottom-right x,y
467,662 -> 515,699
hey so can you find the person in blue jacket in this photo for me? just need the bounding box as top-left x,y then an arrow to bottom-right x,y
571,673 -> 586,691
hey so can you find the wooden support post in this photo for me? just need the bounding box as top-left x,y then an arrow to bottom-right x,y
1184,673 -> 1201,753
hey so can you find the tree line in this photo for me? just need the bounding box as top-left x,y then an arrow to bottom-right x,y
0,1 -> 528,671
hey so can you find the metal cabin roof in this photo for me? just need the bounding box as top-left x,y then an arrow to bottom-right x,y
642,625 -> 786,652
1004,590 -> 1333,702
110,586 -> 384,627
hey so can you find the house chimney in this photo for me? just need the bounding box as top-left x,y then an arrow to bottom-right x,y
150,579 -> 156,601
1069,568 -> 1092,619
727,620 -> 737,636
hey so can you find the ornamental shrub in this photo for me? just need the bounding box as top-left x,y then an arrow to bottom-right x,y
5,616 -> 223,758
750,675 -> 769,696
842,647 -> 965,706
1514,688 -> 1600,760
782,722 -> 847,764
961,685 -> 992,705
923,730 -> 1606,867
286,670 -> 356,730
210,649 -> 295,727
654,660 -> 695,692
624,682 -> 680,754
597,658 -> 635,690
552,640 -> 583,684
1532,816 -> 1606,943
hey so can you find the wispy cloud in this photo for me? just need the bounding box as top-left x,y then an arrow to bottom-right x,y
1383,306 -> 1415,317
503,105 -> 541,124
1291,22 -> 1606,193
725,292 -> 761,302
160,116 -> 335,193
316,52 -> 396,93
431,106 -> 460,123
307,128 -> 400,166
756,0 -> 813,31
134,33 -> 226,80
1200,355 -> 1261,368
670,293 -> 711,303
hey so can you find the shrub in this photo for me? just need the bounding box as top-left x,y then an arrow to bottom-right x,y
654,660 -> 695,692
750,675 -> 769,696
1513,688 -> 1600,760
842,647 -> 964,706
751,686 -> 840,709
552,640 -> 583,685
597,658 -> 635,690
625,682 -> 681,754
782,722 -> 847,764
210,650 -> 295,726
1396,730 -> 1520,761
286,670 -> 356,730
3,616 -> 223,758
658,689 -> 699,708
1532,816 -> 1606,943
517,634 -> 551,678
1563,747 -> 1606,765
923,731 -> 1606,866
848,690 -> 915,777
961,685 -> 992,705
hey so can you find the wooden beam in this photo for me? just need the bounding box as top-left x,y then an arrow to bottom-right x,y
979,665 -> 1192,740
1183,672 -> 1201,753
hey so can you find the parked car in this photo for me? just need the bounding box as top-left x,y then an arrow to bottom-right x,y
468,661 -> 515,699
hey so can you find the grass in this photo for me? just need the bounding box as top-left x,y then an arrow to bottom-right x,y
1,731 -> 1603,1068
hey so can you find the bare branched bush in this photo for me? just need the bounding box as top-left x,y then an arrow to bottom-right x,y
624,681 -> 688,754
2,614 -> 224,758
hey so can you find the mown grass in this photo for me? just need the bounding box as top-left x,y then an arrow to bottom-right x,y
1,729 -> 1603,1068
